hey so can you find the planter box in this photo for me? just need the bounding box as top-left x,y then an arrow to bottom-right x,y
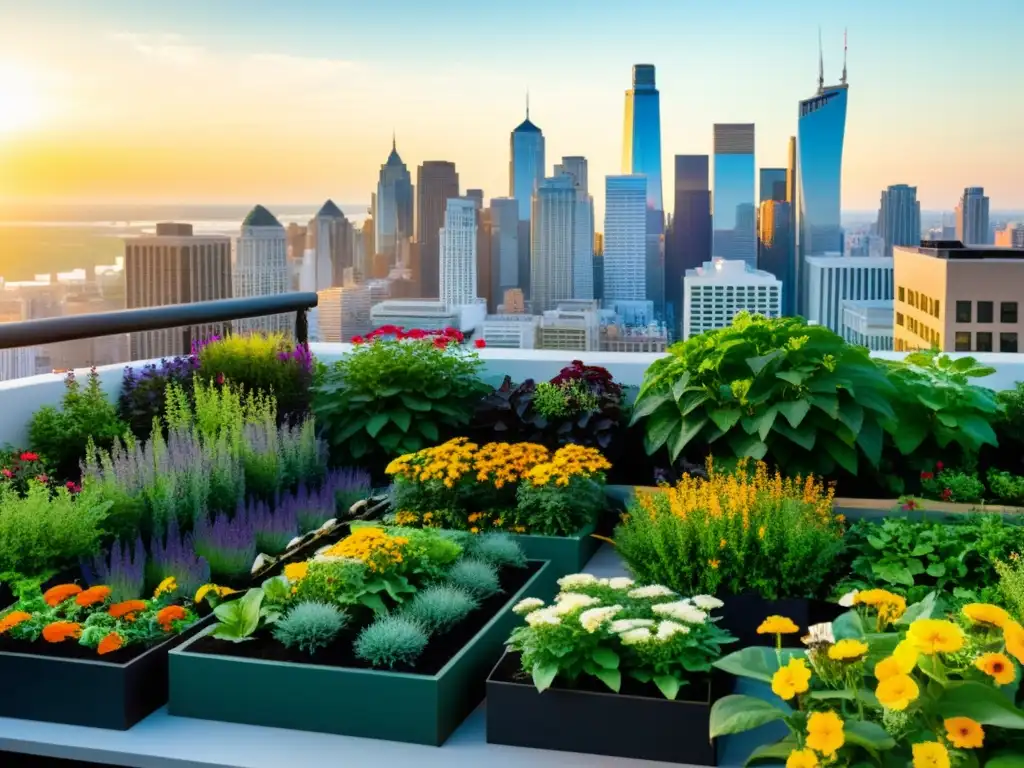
168,560 -> 556,746
505,523 -> 601,584
486,650 -> 717,765
0,616 -> 211,730
719,593 -> 844,650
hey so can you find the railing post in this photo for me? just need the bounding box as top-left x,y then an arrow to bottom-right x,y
295,309 -> 309,345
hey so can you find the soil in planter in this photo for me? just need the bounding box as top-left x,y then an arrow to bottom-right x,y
189,561 -> 541,675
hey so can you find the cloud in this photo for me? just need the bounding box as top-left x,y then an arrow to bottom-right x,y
107,32 -> 204,66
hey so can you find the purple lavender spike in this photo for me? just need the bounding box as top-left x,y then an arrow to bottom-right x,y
82,536 -> 146,602
193,511 -> 257,584
149,518 -> 211,596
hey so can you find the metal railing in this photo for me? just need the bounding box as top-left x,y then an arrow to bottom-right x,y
0,292 -> 319,350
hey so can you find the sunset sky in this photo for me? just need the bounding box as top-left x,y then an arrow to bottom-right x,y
0,0 -> 1022,218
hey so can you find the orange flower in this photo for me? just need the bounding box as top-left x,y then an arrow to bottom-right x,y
75,585 -> 112,607
97,632 -> 124,655
156,605 -> 187,631
0,610 -> 32,634
42,621 -> 82,642
43,584 -> 83,607
108,600 -> 148,620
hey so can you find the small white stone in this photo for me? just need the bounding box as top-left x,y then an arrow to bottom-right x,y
251,553 -> 272,574
317,518 -> 338,533
286,536 -> 304,550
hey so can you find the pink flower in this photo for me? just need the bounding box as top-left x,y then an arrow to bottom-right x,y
66,481 -> 81,494
36,474 -> 49,484
1,469 -> 12,479
474,339 -> 486,349
19,451 -> 39,462
216,373 -> 225,385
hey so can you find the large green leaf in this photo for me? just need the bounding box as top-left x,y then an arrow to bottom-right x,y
710,695 -> 789,738
709,407 -> 742,433
417,420 -> 440,442
985,753 -> 1024,768
856,388 -> 897,421
714,647 -> 806,683
366,413 -> 390,438
212,588 -> 264,642
746,350 -> 784,375
891,413 -> 928,455
957,412 -> 999,448
855,418 -> 884,468
400,393 -> 432,412
895,592 -> 938,626
630,389 -> 673,424
773,420 -> 817,451
387,409 -> 412,433
837,400 -> 865,435
594,667 -> 621,692
872,561 -> 915,587
823,434 -> 858,475
653,674 -> 682,700
669,415 -> 708,460
679,390 -> 712,416
832,609 -> 866,640
777,399 -> 811,428
644,408 -> 679,453
776,370 -> 806,387
935,682 -> 1024,728
809,393 -> 840,419
592,647 -> 620,670
532,662 -> 559,692
744,737 -> 800,766
728,431 -> 768,460
671,373 -> 692,403
843,720 -> 896,751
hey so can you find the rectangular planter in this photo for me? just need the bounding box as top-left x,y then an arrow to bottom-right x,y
0,616 -> 211,729
505,522 -> 600,584
168,560 -> 556,746
486,650 -> 717,765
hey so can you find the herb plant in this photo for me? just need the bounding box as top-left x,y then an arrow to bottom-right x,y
118,356 -> 198,439
272,601 -> 348,654
988,469 -> 1024,506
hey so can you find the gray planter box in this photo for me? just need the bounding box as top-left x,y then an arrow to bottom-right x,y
505,523 -> 600,585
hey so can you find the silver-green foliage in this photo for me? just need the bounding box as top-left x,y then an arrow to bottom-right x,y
402,585 -> 478,634
273,601 -> 348,655
354,615 -> 429,668
448,558 -> 501,599
470,533 -> 527,569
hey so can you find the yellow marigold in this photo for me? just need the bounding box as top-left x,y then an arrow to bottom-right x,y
75,585 -> 112,607
912,741 -> 950,768
875,673 -> 919,711
757,615 -> 800,635
1005,620 -> 1024,664
770,657 -> 812,700
393,510 -> 419,526
827,638 -> 869,662
805,711 -> 844,757
153,577 -> 178,598
43,583 -> 83,607
944,717 -> 984,749
708,558 -> 720,569
907,618 -> 965,655
876,640 -> 918,681
97,631 -> 124,655
874,656 -> 902,681
975,652 -> 1016,685
283,562 -> 310,582
322,527 -> 409,572
42,621 -> 82,643
962,603 -> 1011,630
0,610 -> 32,634
785,749 -> 818,768
194,584 -> 238,603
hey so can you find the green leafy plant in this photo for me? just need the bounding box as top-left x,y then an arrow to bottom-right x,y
272,601 -> 348,654
988,469 -> 1024,506
919,463 -> 985,503
401,584 -> 478,634
0,448 -> 51,495
447,558 -> 501,599
210,587 -> 280,642
629,313 -> 897,477
533,380 -> 599,418
353,614 -> 429,669
995,555 -> 1024,621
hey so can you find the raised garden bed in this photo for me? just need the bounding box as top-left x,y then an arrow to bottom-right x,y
503,523 -> 600,584
486,650 -> 719,765
168,559 -> 556,745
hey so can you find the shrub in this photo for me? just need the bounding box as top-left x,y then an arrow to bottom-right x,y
994,555 -> 1024,620
996,381 -> 1024,449
28,368 -> 128,482
448,558 -> 501,599
0,448 -> 51,495
469,533 -> 527,569
272,601 -> 348,654
401,585 -> 478,633
614,459 -> 845,600
119,356 -> 198,439
353,615 -> 429,669
293,559 -> 370,607
629,313 -> 896,478
919,463 -> 985,503
988,469 -> 1024,506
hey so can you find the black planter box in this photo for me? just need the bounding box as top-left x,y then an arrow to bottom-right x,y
718,593 -> 844,649
0,617 -> 210,730
486,651 -> 717,765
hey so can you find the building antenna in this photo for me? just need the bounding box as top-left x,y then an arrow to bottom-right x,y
841,28 -> 848,85
392,129 -> 396,152
526,89 -> 530,120
817,26 -> 824,93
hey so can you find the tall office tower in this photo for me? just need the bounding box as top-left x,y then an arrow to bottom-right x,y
125,222 -> 232,359
416,161 -> 460,299
465,189 -> 484,209
786,136 -> 800,309
876,184 -> 921,257
759,168 -> 787,202
285,223 -> 307,263
622,64 -> 665,317
554,156 -> 589,192
683,258 -> 782,340
489,198 -> 521,300
509,100 -> 545,222
316,285 -> 372,343
477,205 -> 494,310
955,187 -> 991,245
604,175 -> 649,303
757,201 -> 795,315
804,255 -> 893,334
995,223 -> 1024,247
668,155 -> 713,337
713,124 -> 756,267
309,200 -> 353,290
235,205 -> 291,335
439,198 -> 478,307
375,137 -> 414,263
530,175 -> 577,313
554,156 -> 595,300
362,216 -> 375,260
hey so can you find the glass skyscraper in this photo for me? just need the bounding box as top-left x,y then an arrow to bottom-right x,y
603,175 -> 648,303
712,124 -> 756,267
374,137 -> 414,264
667,155 -> 712,338
796,83 -> 848,260
759,168 -> 787,203
509,103 -> 545,223
877,184 -> 920,257
622,64 -> 664,318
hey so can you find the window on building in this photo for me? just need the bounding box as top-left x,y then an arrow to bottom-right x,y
976,332 -> 993,352
954,332 -> 972,352
978,301 -> 993,323
934,299 -> 940,318
1001,332 -> 1019,353
898,286 -> 905,302
896,312 -> 904,327
1002,302 -> 1018,324
955,301 -> 972,323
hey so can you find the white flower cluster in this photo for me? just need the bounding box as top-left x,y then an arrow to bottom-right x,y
608,618 -> 655,633
512,597 -> 545,616
651,600 -> 708,624
627,584 -> 676,600
553,592 -> 601,615
691,595 -> 724,611
620,627 -> 654,645
525,607 -> 562,627
557,573 -> 598,589
579,605 -> 622,633
656,620 -> 690,641
606,577 -> 635,590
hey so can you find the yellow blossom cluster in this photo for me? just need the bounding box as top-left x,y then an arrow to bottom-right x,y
320,527 -> 409,573
853,588 -> 907,628
524,444 -> 612,487
385,438 -> 479,488
473,442 -> 550,488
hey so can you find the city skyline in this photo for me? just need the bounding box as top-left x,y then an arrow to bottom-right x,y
1,0 -> 1022,221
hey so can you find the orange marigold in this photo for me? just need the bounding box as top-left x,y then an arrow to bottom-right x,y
97,632 -> 124,655
75,585 -> 112,607
0,610 -> 32,634
43,583 -> 83,607
42,621 -> 82,642
108,600 -> 148,620
156,605 -> 187,631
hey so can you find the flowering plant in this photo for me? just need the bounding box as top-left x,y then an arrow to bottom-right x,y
918,463 -> 985,504
0,448 -> 50,495
710,592 -> 1024,766
118,355 -> 199,439
352,324 -> 466,347
507,573 -> 734,699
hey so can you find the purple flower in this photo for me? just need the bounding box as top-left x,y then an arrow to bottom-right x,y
239,497 -> 298,556
149,517 -> 211,596
193,511 -> 258,584
82,536 -> 146,602
289,467 -> 370,534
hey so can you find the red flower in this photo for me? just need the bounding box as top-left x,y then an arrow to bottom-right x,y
351,335 -> 365,344
407,329 -> 427,339
920,471 -> 934,481
215,373 -> 225,385
19,451 -> 39,462
432,337 -> 449,349
474,339 -> 487,349
936,461 -> 944,471
36,474 -> 49,484
66,481 -> 81,493
941,488 -> 952,501
902,499 -> 919,511
0,469 -> 11,479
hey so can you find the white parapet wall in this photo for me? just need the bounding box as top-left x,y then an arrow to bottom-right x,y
1,345 -> 1023,448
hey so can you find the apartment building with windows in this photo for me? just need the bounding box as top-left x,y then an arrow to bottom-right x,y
682,258 -> 781,340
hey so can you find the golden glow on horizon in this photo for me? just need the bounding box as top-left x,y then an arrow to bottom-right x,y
0,61 -> 47,136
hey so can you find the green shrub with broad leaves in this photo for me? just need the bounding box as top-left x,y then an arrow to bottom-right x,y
629,313 -> 897,477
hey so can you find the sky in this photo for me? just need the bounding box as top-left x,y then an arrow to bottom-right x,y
0,0 -> 1022,221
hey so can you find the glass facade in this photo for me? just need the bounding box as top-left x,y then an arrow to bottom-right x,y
510,117 -> 545,222
667,155 -> 711,338
797,86 -> 848,259
712,124 -> 756,267
375,140 -> 414,263
759,168 -> 787,203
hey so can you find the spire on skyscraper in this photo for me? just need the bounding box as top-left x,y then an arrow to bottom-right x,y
817,27 -> 824,93
392,130 -> 396,152
526,90 -> 530,120
841,28 -> 848,86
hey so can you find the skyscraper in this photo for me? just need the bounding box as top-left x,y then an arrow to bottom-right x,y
713,124 -> 756,267
622,65 -> 665,316
554,156 -> 595,300
530,175 -> 576,313
509,100 -> 545,222
309,200 -> 352,290
876,184 -> 921,257
375,137 -> 414,264
416,161 -> 460,298
489,198 -> 520,299
757,200 -> 795,315
759,168 -> 787,203
604,176 -> 648,304
667,155 -> 712,336
439,198 -> 478,307
235,205 -> 291,334
955,187 -> 991,245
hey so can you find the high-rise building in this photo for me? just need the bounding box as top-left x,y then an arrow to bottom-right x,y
622,64 -> 665,317
955,187 -> 991,245
439,198 -> 478,307
554,157 -> 588,192
804,255 -> 893,334
416,161 -> 460,298
476,204 -> 493,311
125,222 -> 232,359
757,200 -> 795,315
235,205 -> 291,335
465,189 -> 484,209
501,288 -> 526,314
530,175 -> 577,313
604,175 -> 648,303
489,198 -> 520,299
876,184 -> 921,257
536,301 -> 601,351
668,155 -> 713,336
316,285 -> 372,343
481,313 -> 539,348
683,258 -> 782,339
995,223 -> 1024,248
510,101 -> 545,222
759,168 -> 787,203
713,124 -> 756,266
309,200 -> 352,290
554,157 -> 595,300
375,137 -> 414,263
593,232 -> 605,303
841,299 -> 894,351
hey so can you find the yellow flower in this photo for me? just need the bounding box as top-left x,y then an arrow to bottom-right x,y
785,748 -> 819,768
321,527 -> 409,573
975,652 -> 1016,685
770,657 -> 812,700
828,639 -> 869,662
708,558 -> 720,569
876,641 -> 918,681
963,603 -> 1011,630
853,588 -> 907,625
153,577 -> 178,598
284,562 -> 310,582
1005,620 -> 1024,664
907,618 -> 965,655
757,615 -> 800,635
874,657 -> 902,681
944,717 -> 984,749
875,673 -> 919,711
194,584 -> 237,603
912,741 -> 950,768
805,711 -> 844,757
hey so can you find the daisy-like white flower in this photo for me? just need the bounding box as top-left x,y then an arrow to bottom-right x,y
620,627 -> 654,645
553,593 -> 602,615
513,597 -> 545,615
558,573 -> 598,589
609,618 -> 656,633
627,585 -> 676,600
579,605 -> 622,633
525,607 -> 562,627
606,577 -> 635,590
656,620 -> 691,641
838,590 -> 859,608
691,595 -> 724,611
652,601 -> 708,624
